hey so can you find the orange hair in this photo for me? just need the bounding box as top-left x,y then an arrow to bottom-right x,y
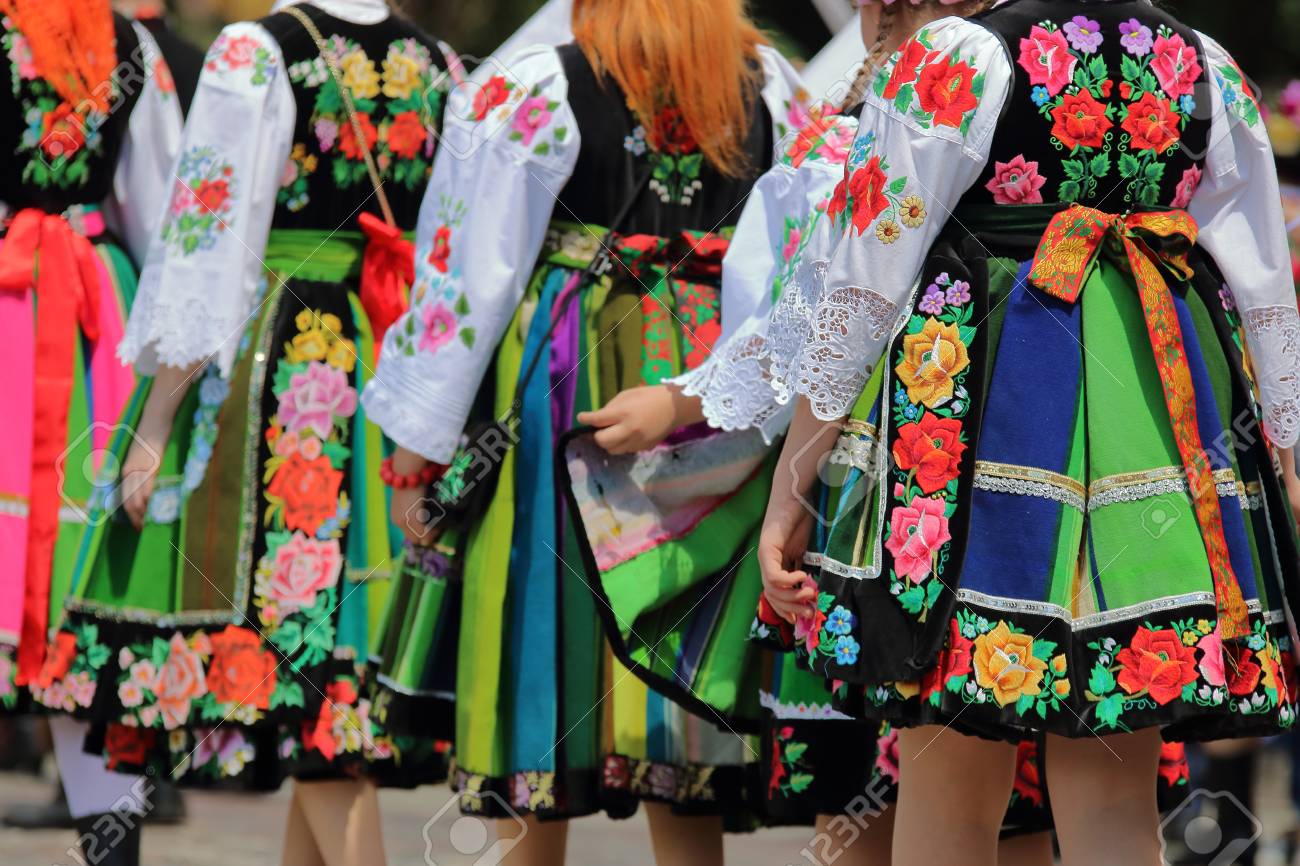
0,0 -> 116,114
572,0 -> 766,178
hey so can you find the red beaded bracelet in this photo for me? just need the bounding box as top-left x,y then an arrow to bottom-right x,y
379,455 -> 445,489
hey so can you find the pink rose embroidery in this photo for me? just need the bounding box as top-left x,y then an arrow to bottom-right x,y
8,33 -> 36,81
512,96 -> 553,146
874,728 -> 900,783
1170,164 -> 1202,209
781,227 -> 802,263
1151,33 -> 1202,100
984,154 -> 1047,204
154,633 -> 208,729
220,35 -> 258,70
884,495 -> 952,584
1196,629 -> 1226,687
1017,26 -> 1076,97
419,303 -> 457,354
269,533 -> 343,616
277,361 -> 357,441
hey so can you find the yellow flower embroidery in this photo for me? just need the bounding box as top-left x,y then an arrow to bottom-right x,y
1053,679 -> 1071,698
900,195 -> 927,228
893,680 -> 920,699
896,317 -> 970,408
339,50 -> 380,100
327,338 -> 358,373
1050,654 -> 1067,675
972,622 -> 1047,707
288,329 -> 329,363
875,219 -> 901,244
381,49 -> 421,100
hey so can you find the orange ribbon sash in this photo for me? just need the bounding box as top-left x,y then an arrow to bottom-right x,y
1029,205 -> 1249,640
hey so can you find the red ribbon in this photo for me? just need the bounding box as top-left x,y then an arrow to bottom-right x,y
357,212 -> 413,359
0,209 -> 102,682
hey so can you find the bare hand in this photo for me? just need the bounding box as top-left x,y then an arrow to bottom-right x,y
390,483 -> 443,548
758,496 -> 817,624
120,438 -> 165,530
577,385 -> 699,455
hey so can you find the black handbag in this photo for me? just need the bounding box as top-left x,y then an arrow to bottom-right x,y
427,165 -> 653,530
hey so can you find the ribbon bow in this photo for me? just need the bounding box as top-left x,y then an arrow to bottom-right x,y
1030,205 -> 1249,640
357,211 -> 414,359
0,208 -> 103,681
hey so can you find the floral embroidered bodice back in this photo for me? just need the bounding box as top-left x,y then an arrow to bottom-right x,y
554,43 -> 774,234
255,4 -> 446,229
971,0 -> 1210,208
0,13 -> 142,212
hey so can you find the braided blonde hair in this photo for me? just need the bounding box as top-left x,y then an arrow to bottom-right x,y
840,0 -> 995,112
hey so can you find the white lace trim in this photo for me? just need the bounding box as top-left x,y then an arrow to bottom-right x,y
675,334 -> 791,444
759,690 -> 853,721
783,282 -> 902,421
1243,304 -> 1300,448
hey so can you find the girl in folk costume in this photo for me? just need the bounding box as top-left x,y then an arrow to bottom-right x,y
0,0 -> 181,861
364,0 -> 805,860
580,2 -> 1205,864
30,1 -> 459,863
744,0 -> 1300,863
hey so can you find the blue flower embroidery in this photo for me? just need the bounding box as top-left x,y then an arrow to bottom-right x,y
1031,86 -> 1050,107
834,635 -> 860,666
826,606 -> 854,636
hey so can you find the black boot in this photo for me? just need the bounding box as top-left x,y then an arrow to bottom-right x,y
2,783 -> 73,829
72,812 -> 142,866
145,777 -> 186,825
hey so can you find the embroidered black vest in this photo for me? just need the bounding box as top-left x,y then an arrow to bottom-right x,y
971,0 -> 1212,209
0,13 -> 143,213
259,6 -> 449,231
554,43 -> 773,234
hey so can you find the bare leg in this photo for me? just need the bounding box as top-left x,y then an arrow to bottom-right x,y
893,727 -> 1017,866
813,805 -> 896,866
997,831 -> 1054,866
1047,729 -> 1162,866
500,815 -> 568,866
292,778 -> 387,866
645,802 -> 724,866
280,785 -> 326,866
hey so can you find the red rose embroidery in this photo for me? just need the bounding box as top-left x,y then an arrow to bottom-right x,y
386,110 -> 427,159
892,412 -> 966,494
1050,91 -> 1113,151
105,724 -> 156,771
205,625 -> 277,710
338,112 -> 379,161
1225,646 -> 1262,696
471,75 -> 511,121
1158,742 -> 1189,788
192,177 -> 231,215
826,176 -> 849,225
428,225 -> 452,273
34,631 -> 78,689
883,37 -> 931,100
650,106 -> 697,155
1012,741 -> 1043,806
1121,93 -> 1181,153
847,156 -> 890,236
266,451 -> 343,537
1115,626 -> 1198,705
920,618 -> 973,701
40,103 -> 86,160
915,56 -> 979,129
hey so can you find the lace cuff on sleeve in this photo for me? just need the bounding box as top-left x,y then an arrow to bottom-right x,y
1243,304 -> 1300,448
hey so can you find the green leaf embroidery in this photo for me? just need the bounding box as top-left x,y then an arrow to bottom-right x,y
1088,663 -> 1116,695
1118,152 -> 1141,178
888,177 -> 907,195
1095,693 -> 1125,729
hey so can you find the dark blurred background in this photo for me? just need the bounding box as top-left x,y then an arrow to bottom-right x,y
175,0 -> 1298,88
